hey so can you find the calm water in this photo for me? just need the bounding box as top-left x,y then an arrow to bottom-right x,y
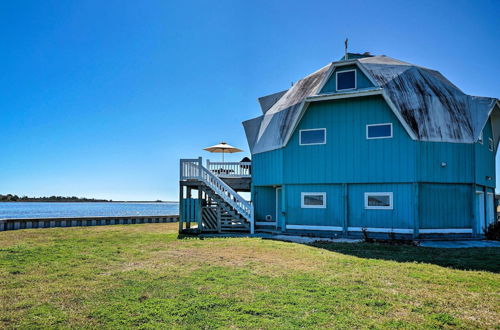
0,202 -> 179,219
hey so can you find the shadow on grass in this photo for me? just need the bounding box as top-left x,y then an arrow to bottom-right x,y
309,242 -> 500,273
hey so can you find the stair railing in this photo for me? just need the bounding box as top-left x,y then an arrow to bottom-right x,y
180,158 -> 254,233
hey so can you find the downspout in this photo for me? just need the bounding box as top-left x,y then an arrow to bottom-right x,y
473,138 -> 477,236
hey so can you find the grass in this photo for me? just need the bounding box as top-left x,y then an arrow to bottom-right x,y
0,223 -> 499,329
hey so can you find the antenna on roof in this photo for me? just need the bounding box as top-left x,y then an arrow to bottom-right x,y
344,38 -> 348,60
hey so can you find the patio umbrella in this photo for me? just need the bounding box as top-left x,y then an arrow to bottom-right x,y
203,142 -> 242,162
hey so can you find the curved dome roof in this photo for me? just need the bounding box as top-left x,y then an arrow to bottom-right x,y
243,55 -> 498,154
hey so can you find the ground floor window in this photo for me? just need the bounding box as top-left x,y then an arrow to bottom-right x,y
364,192 -> 393,209
301,192 -> 326,208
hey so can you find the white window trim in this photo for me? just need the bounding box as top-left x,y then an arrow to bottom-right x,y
299,128 -> 326,146
301,192 -> 327,209
489,138 -> 494,151
366,123 -> 393,140
286,225 -> 342,231
478,131 -> 483,144
335,69 -> 357,91
364,192 -> 393,210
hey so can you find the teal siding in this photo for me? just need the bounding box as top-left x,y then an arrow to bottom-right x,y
475,119 -> 496,187
181,198 -> 199,222
417,142 -> 474,183
416,119 -> 495,187
249,92 -> 496,236
253,186 -> 276,221
348,183 -> 414,229
252,149 -> 283,186
419,184 -> 472,229
320,64 -> 374,94
284,184 -> 343,227
283,96 -> 416,184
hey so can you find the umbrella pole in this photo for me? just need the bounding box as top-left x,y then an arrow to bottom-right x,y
222,151 -> 225,163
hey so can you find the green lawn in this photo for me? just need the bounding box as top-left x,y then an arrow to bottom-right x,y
1,223 -> 499,329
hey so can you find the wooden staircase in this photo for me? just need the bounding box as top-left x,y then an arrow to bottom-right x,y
179,158 -> 254,234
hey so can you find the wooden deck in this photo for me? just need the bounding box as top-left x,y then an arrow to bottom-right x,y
179,158 -> 253,234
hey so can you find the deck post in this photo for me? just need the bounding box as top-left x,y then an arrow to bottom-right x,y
250,203 -> 255,234
186,187 -> 192,229
197,185 -> 203,232
217,204 -> 221,233
178,183 -> 184,233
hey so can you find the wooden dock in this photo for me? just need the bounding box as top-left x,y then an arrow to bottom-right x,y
0,215 -> 179,232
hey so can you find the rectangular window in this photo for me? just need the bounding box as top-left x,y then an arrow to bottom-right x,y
364,192 -> 393,210
336,69 -> 356,91
366,123 -> 393,139
299,128 -> 326,145
478,131 -> 483,144
301,192 -> 326,208
489,138 -> 494,151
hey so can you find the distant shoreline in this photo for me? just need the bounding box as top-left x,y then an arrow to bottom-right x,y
0,201 -> 178,203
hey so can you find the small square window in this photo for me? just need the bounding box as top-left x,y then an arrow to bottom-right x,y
336,70 -> 356,91
301,192 -> 326,208
364,192 -> 393,210
366,123 -> 393,139
300,128 -> 326,145
489,138 -> 494,152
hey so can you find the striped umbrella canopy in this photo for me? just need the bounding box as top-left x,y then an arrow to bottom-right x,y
203,142 -> 242,162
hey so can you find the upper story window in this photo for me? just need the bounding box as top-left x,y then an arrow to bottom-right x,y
299,128 -> 326,146
489,138 -> 494,152
478,131 -> 483,144
336,69 -> 356,91
366,123 -> 393,139
301,192 -> 326,208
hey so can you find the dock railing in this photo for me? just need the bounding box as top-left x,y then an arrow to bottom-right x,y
206,160 -> 251,177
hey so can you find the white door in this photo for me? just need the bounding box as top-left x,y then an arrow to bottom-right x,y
475,191 -> 486,235
486,192 -> 495,227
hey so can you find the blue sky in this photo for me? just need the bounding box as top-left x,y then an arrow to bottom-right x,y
0,0 -> 498,201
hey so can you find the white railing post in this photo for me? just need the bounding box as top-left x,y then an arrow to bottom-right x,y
198,157 -> 202,179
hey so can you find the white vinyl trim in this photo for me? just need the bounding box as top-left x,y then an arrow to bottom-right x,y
348,227 -> 414,234
256,221 -> 277,226
478,131 -> 483,144
336,69 -> 357,91
419,228 -> 473,234
366,123 -> 393,139
299,128 -> 326,146
286,225 -> 343,231
301,192 -> 327,208
364,192 -> 393,210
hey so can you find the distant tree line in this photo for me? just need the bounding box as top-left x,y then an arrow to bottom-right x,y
0,194 -> 111,202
